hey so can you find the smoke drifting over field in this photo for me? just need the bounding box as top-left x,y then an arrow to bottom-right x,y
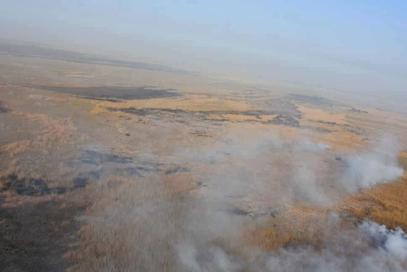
177,217 -> 407,272
80,132 -> 406,271
340,136 -> 404,193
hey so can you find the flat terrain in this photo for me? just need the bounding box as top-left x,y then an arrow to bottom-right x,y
1,43 -> 407,271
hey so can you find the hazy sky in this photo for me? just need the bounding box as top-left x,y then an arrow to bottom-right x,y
1,0 -> 406,98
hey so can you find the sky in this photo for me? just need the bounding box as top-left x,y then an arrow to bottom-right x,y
1,0 -> 406,98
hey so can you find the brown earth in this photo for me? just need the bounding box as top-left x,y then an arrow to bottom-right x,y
0,47 -> 407,271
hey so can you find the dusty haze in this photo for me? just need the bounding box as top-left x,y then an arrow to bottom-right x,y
1,1 -> 407,271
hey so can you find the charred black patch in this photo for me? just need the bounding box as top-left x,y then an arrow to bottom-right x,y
32,85 -> 179,100
81,150 -> 133,165
348,107 -> 368,114
76,151 -> 165,177
230,207 -> 279,219
302,126 -> 332,134
79,96 -> 122,103
312,120 -> 364,135
204,110 -> 278,118
71,170 -> 103,188
118,166 -> 161,177
165,166 -> 190,175
1,175 -> 67,196
72,177 -> 88,189
108,107 -> 284,120
0,172 -> 92,269
230,208 -> 251,216
262,98 -> 300,116
0,199 -> 86,272
190,130 -> 212,137
289,94 -> 340,108
270,114 -> 300,127
86,169 -> 104,179
0,173 -> 95,196
107,107 -> 187,116
0,100 -> 10,113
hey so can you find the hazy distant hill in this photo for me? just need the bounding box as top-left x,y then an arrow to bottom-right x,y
0,39 -> 191,75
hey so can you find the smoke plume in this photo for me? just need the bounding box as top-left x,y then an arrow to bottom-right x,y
339,136 -> 403,193
80,130 -> 405,271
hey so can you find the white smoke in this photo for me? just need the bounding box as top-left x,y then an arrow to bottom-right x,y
177,243 -> 241,272
174,132 -> 404,211
362,221 -> 407,261
174,132 -> 406,272
176,217 -> 407,272
339,135 -> 404,193
81,130 -> 406,271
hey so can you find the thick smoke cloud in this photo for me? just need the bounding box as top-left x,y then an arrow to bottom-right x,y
264,220 -> 407,272
177,215 -> 407,272
178,133 -> 403,207
83,131 -> 405,271
339,136 -> 404,193
173,132 -> 405,272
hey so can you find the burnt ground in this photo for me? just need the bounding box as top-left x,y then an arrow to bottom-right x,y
312,120 -> 364,135
165,166 -> 190,175
77,150 -> 165,175
0,100 -> 10,113
0,198 -> 86,272
108,106 -> 327,132
0,174 -> 90,196
1,175 -> 68,196
80,96 -> 122,103
106,107 -> 338,136
0,147 -> 173,271
270,114 -> 300,127
107,107 -> 297,121
0,148 -> 185,271
80,150 -> 134,165
0,173 -> 90,271
348,107 -> 368,114
31,85 -> 179,100
107,107 -> 283,118
0,49 -> 398,271
289,94 -> 341,108
261,98 -> 300,116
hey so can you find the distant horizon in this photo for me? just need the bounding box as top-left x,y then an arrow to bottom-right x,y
2,35 -> 407,115
1,1 -> 406,101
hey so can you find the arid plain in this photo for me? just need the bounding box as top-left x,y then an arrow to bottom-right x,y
1,42 -> 407,271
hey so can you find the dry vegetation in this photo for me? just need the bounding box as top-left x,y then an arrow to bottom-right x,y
1,51 -> 407,271
245,205 -> 328,251
340,151 -> 407,230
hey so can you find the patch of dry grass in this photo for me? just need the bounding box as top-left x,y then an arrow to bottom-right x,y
65,173 -> 188,271
339,151 -> 407,230
0,140 -> 30,157
245,205 -> 329,251
162,171 -> 196,199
